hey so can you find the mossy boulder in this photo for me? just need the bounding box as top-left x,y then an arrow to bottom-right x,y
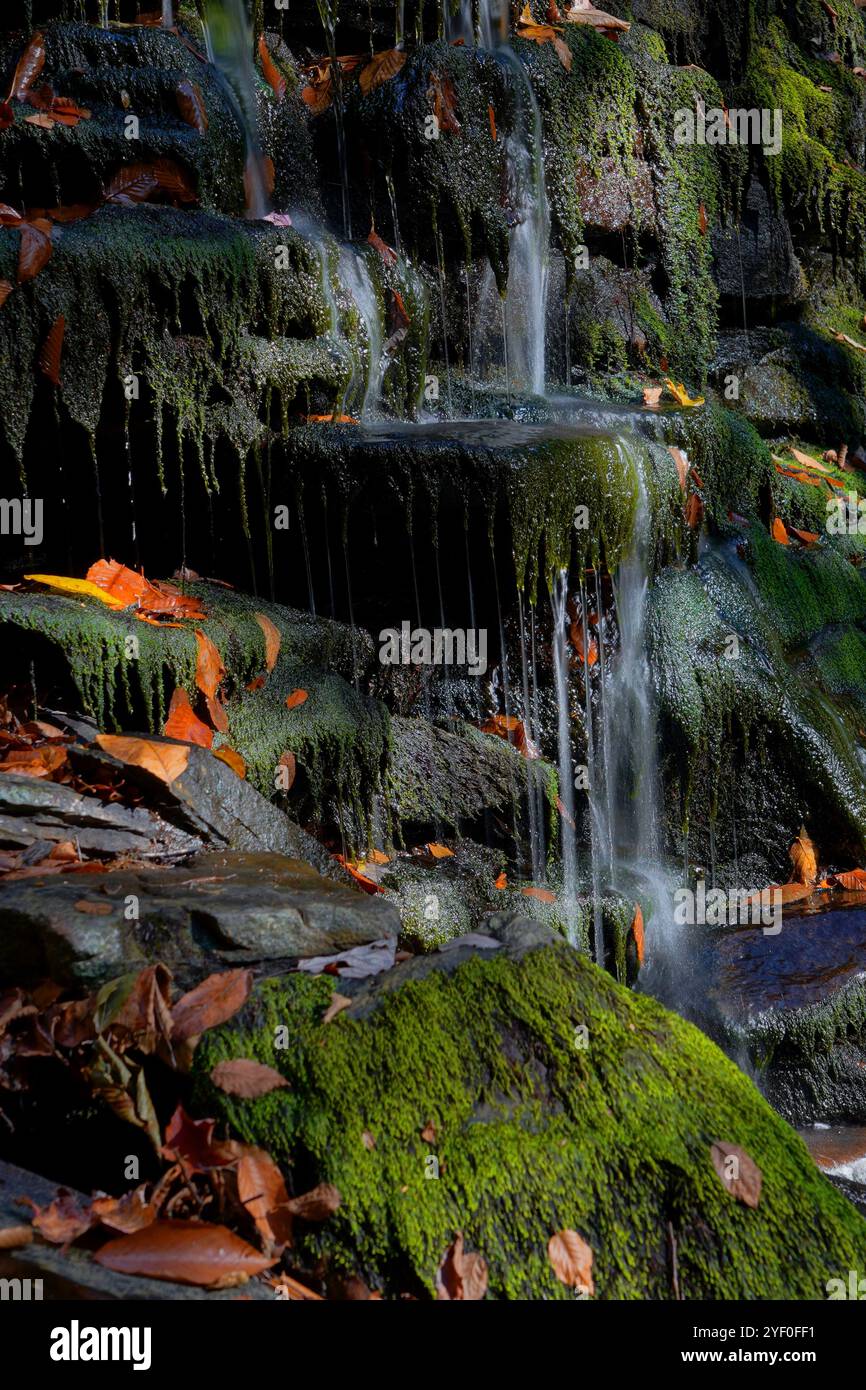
194,919 -> 866,1298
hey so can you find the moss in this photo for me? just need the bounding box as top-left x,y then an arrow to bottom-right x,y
194,938 -> 866,1299
673,400 -> 774,521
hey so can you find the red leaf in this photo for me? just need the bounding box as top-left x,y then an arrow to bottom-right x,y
9,32 -> 46,102
367,228 -> 397,267
176,77 -> 208,132
94,1219 -> 275,1288
17,220 -> 52,284
38,314 -> 65,386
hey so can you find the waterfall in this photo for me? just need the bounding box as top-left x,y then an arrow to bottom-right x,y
338,247 -> 384,418
162,0 -> 173,26
465,22 -> 550,396
552,572 -> 581,942
203,0 -> 271,219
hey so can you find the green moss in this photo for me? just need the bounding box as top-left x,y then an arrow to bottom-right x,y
194,938 -> 866,1299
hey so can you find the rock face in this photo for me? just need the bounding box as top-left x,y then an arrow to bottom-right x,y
194,918 -> 866,1299
712,179 -> 804,305
0,850 -> 399,989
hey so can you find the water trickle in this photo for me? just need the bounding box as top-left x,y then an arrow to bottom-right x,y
551,571 -> 581,941
317,0 -> 352,238
518,592 -> 546,884
204,0 -> 271,219
338,246 -> 384,417
162,0 -> 173,27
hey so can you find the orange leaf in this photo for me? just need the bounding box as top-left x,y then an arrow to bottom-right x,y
194,629 -> 225,701
254,612 -> 281,672
163,688 -> 213,749
0,745 -> 67,779
285,689 -> 308,710
834,868 -> 866,891
213,745 -> 245,778
522,886 -> 556,903
684,492 -> 704,530
96,734 -> 189,784
94,1220 -> 275,1288
698,202 -> 708,236
367,228 -> 397,267
9,32 -> 46,101
643,385 -> 663,408
771,517 -> 789,546
358,49 -> 407,97
426,843 -> 454,859
237,1149 -> 293,1247
789,825 -> 817,885
556,796 -> 576,830
494,871 -> 508,889
488,104 -> 497,141
631,903 -> 644,966
277,750 -> 296,791
668,445 -> 689,492
548,1229 -> 594,1292
334,854 -> 383,894
258,35 -> 286,100
790,527 -> 819,545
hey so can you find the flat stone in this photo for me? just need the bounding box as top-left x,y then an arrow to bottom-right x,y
0,850 -> 400,989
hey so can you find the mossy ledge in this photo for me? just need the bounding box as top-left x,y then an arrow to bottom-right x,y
193,932 -> 866,1299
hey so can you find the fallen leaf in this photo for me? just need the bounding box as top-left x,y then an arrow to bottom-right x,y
194,629 -> 225,701
161,1105 -> 236,1172
254,612 -> 281,672
285,688 -> 308,709
86,559 -> 206,618
436,1233 -> 489,1300
516,5 -> 573,69
96,734 -> 190,784
548,1229 -> 594,1292
631,903 -> 645,966
562,0 -> 630,36
0,280 -> 13,308
367,228 -> 397,267
163,688 -> 213,748
209,1059 -> 288,1099
9,32 -> 46,101
171,969 -> 253,1043
488,104 -> 497,141
789,825 -> 817,885
522,885 -> 556,903
17,221 -> 52,283
429,70 -> 461,134
787,446 -> 830,473
479,713 -> 538,756
94,1219 -> 275,1288
104,158 -> 197,206
745,882 -> 815,906
665,378 -> 705,408
709,1142 -> 762,1208
494,871 -> 508,890
23,1190 -> 91,1245
277,750 -> 296,791
176,77 -> 208,131
426,843 -> 454,859
322,992 -> 353,1024
73,899 -> 112,916
643,385 -> 663,408
684,492 -> 704,529
213,746 -> 245,778
25,572 -> 127,607
556,796 -> 576,830
361,1130 -> 376,1150
668,445 -> 689,492
236,1148 -> 293,1248
359,49 -> 407,96
38,314 -> 65,386
421,1122 -> 437,1143
287,1183 -> 341,1222
834,868 -> 866,891
258,35 -> 286,100
790,527 -> 819,544
833,330 -> 866,354
771,517 -> 789,546
0,745 -> 67,778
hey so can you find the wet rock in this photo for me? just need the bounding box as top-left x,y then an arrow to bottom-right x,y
576,157 -> 657,237
194,929 -> 866,1298
0,849 -> 399,989
712,179 -> 805,305
0,771 -> 201,859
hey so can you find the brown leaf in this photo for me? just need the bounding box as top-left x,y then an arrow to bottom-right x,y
9,32 -> 46,102
359,49 -> 407,96
277,750 -> 296,791
161,1105 -> 236,1172
834,868 -> 866,891
697,201 -> 708,236
643,385 -> 663,408
209,1059 -> 288,1099
96,734 -> 190,784
709,1141 -> 762,1208
213,746 -> 245,778
23,1190 -> 91,1245
287,1183 -> 341,1222
90,1185 -> 157,1235
17,220 -> 52,284
322,992 -> 352,1024
176,78 -> 208,132
426,843 -> 454,859
436,1232 -> 489,1300
420,1122 -> 437,1143
254,612 -> 281,672
562,1 -> 630,35
73,899 -> 112,915
171,968 -> 253,1042
38,314 -> 65,386
0,280 -> 12,308
94,1219 -> 275,1288
237,1148 -> 293,1247
163,688 -> 213,748
258,35 -> 286,100
684,491 -> 704,530
522,885 -> 556,903
488,104 -> 497,141
548,1229 -> 594,1292
361,1130 -> 376,1150
285,688 -> 308,710
104,158 -> 197,206
668,445 -> 688,491
631,903 -> 645,966
0,102 -> 13,132
429,70 -> 461,134
0,745 -> 67,778
194,629 -> 225,701
516,7 -> 573,70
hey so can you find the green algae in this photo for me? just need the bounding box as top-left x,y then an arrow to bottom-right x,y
194,937 -> 866,1299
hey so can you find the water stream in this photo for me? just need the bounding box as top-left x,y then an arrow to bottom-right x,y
203,0 -> 271,218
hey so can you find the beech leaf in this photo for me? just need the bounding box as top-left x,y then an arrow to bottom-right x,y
94,1219 -> 276,1288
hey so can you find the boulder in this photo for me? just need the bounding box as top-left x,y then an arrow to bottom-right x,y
0,849 -> 399,989
193,920 -> 866,1299
712,180 -> 805,305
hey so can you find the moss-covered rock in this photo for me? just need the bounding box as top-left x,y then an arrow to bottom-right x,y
194,921 -> 866,1298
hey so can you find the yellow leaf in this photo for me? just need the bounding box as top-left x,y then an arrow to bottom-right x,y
214,746 -> 246,778
789,825 -> 818,886
25,574 -> 127,609
664,379 -> 705,408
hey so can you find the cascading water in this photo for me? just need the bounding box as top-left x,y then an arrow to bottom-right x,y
551,572 -> 582,943
338,247 -> 385,417
162,0 -> 173,27
203,0 -> 271,219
